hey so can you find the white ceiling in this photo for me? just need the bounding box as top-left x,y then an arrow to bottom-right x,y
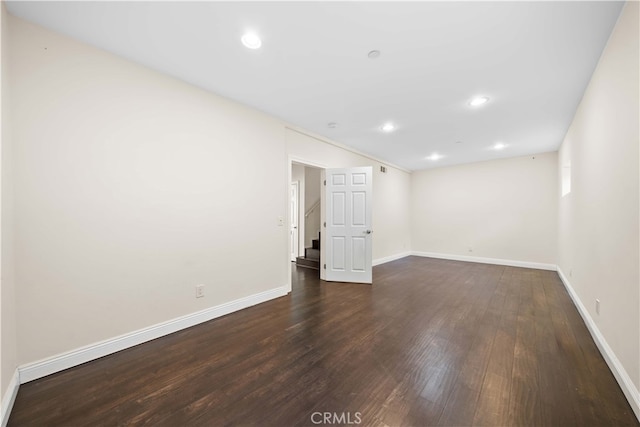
7,1 -> 624,171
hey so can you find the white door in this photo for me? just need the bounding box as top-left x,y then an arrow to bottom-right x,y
324,167 -> 373,283
290,182 -> 299,261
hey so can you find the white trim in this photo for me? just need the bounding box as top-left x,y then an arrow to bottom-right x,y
289,155 -> 327,170
18,286 -> 288,384
1,370 -> 19,427
290,180 -> 300,261
372,252 -> 411,267
411,251 -> 557,271
285,126 -> 411,174
557,267 -> 640,421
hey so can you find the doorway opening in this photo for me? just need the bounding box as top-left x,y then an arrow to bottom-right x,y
291,162 -> 323,274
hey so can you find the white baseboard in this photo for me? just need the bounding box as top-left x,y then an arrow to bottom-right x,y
556,267 -> 640,421
19,286 -> 289,384
372,251 -> 411,266
411,251 -> 557,271
1,370 -> 19,427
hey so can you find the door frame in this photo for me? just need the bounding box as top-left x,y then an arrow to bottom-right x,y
290,181 -> 300,262
287,156 -> 327,292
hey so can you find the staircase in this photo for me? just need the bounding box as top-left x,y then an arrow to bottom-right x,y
296,234 -> 320,270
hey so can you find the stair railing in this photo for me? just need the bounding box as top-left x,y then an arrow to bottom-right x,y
305,199 -> 321,218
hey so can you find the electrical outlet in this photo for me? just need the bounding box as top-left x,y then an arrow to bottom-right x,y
277,216 -> 285,227
595,299 -> 600,315
196,284 -> 205,298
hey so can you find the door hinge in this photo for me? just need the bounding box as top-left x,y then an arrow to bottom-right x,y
323,222 -> 326,227
324,180 -> 326,186
324,264 -> 326,270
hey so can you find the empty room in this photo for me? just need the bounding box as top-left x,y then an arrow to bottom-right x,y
0,1 -> 638,426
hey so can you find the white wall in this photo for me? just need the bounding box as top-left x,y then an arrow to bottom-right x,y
10,16 -> 289,366
411,152 -> 558,267
1,0 -> 17,409
7,14 -> 414,373
286,128 -> 412,264
557,0 -> 639,407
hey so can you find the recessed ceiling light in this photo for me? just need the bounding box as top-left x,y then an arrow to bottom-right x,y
469,96 -> 490,107
426,153 -> 443,161
493,142 -> 507,150
455,140 -> 463,144
368,50 -> 381,59
381,122 -> 395,133
327,122 -> 338,129
241,32 -> 262,49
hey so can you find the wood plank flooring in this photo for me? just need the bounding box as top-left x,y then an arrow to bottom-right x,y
8,257 -> 638,426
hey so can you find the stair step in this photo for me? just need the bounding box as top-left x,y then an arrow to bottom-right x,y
305,248 -> 320,261
296,256 -> 320,270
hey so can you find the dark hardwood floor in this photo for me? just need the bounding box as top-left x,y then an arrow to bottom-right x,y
9,257 -> 638,426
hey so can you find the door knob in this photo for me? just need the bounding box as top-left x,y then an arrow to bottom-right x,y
364,230 -> 372,234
